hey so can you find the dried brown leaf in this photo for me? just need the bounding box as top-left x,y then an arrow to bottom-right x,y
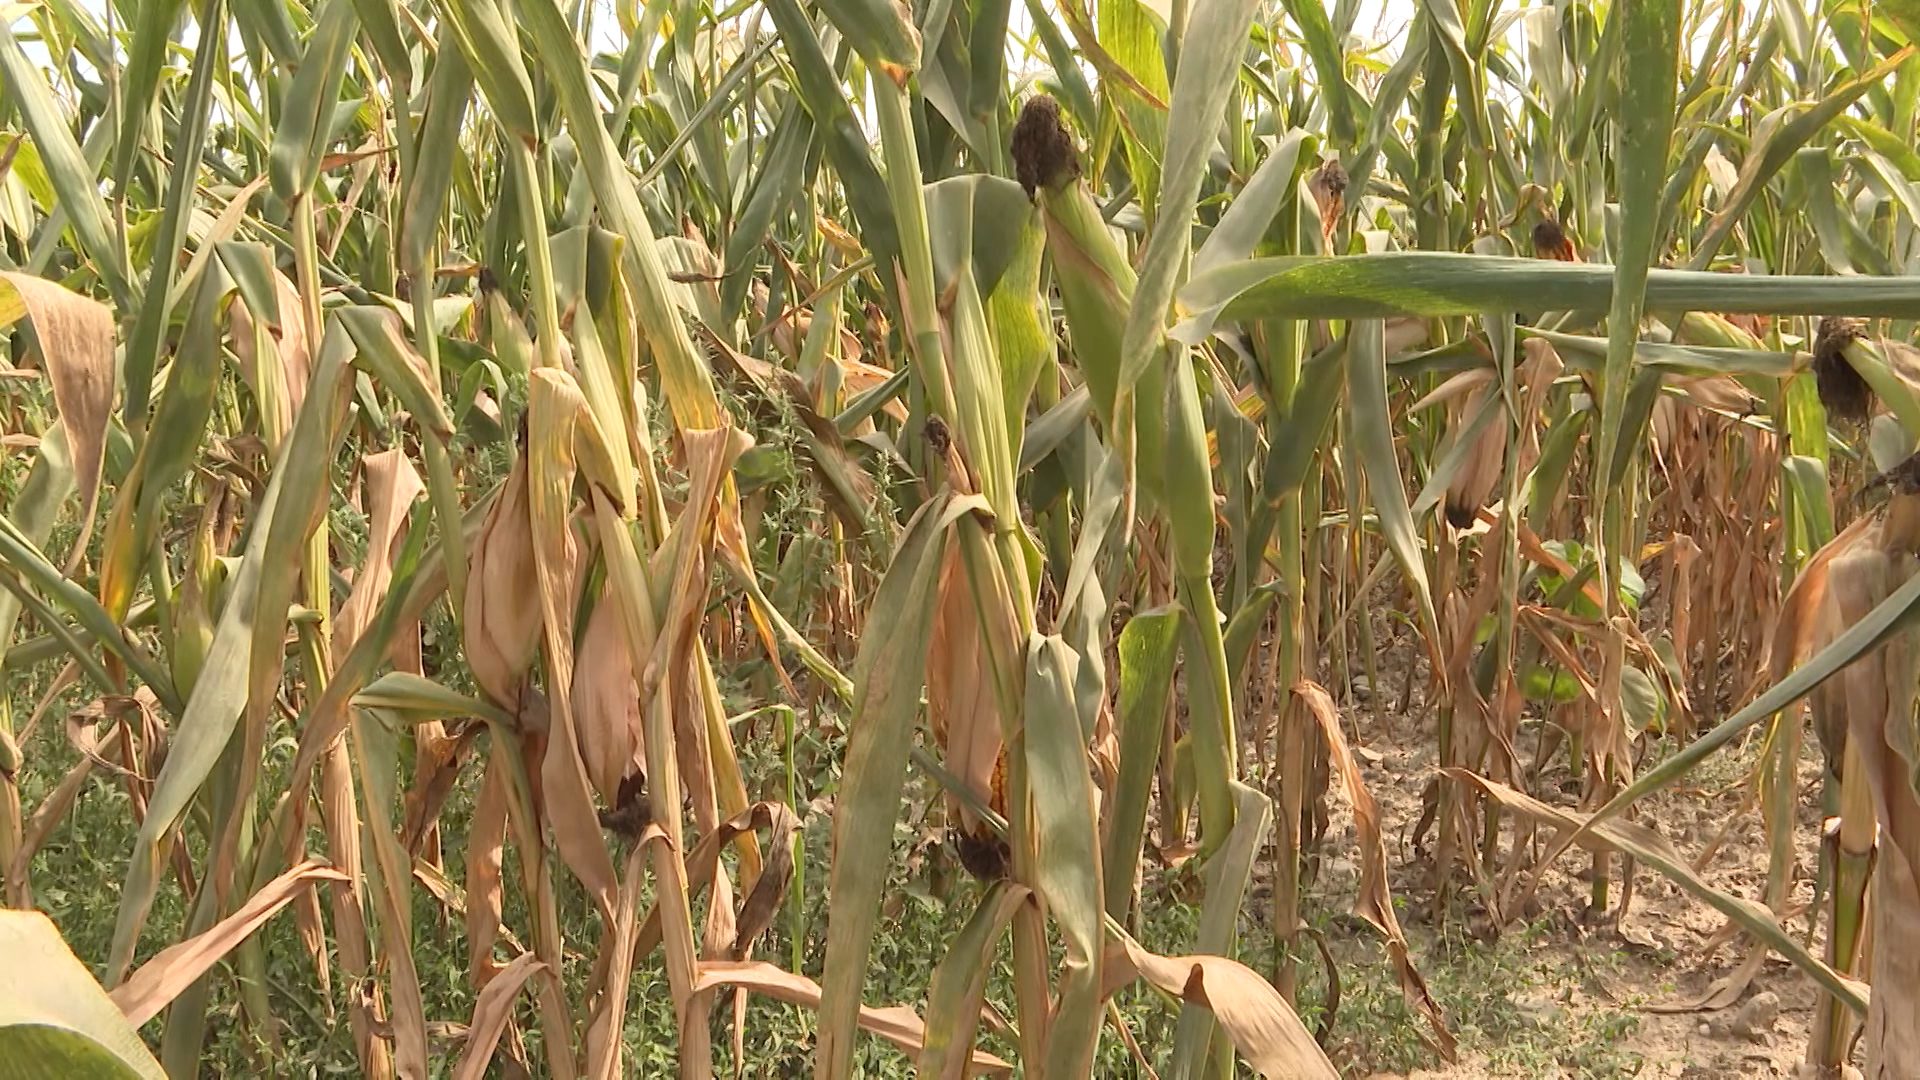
336,448 -> 423,654
926,545 -> 1004,836
572,582 -> 642,805
451,951 -> 548,1080
110,860 -> 347,1026
463,451 -> 544,706
1295,681 -> 1456,1061
0,272 -> 115,565
690,960 -> 1014,1075
1100,932 -> 1337,1079
226,268 -> 311,432
465,735 -> 511,990
527,369 -> 618,914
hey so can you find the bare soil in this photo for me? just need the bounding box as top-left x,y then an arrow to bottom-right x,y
1292,623 -> 1837,1079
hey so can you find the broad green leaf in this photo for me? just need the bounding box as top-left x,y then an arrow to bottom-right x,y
1260,340 -> 1346,504
1181,254 -> 1920,331
916,883 -> 1030,1080
1278,0 -> 1357,148
0,423 -> 74,672
0,911 -> 165,1079
121,0 -> 223,426
763,0 -> 901,276
721,103 -> 816,321
349,0 -> 411,79
402,28 -> 475,276
812,0 -> 921,77
1114,0 -> 1263,394
337,306 -> 456,439
267,0 -> 360,202
0,20 -> 128,304
1101,605 -> 1180,918
1024,635 -> 1102,1078
107,323 -> 352,983
108,0 -> 192,198
1348,320 -> 1442,658
1095,0 -> 1170,207
815,493 -> 986,1080
1193,129 -> 1315,276
430,0 -> 538,146
1784,455 -> 1836,551
1165,781 -> 1277,1078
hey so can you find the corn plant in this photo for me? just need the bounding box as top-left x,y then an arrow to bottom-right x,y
6,0 -> 1920,1076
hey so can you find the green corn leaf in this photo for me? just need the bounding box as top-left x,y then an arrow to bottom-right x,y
1114,0 -> 1262,394
815,494 -> 986,1080
1101,606 -> 1181,918
349,0 -> 412,80
402,29 -> 475,276
0,912 -> 166,1079
430,0 -> 539,147
121,0 -> 224,426
1260,340 -> 1347,504
1783,455 -> 1835,551
763,0 -> 901,277
1166,781 -> 1275,1079
812,0 -> 920,78
1348,320 -> 1442,658
0,424 -> 74,673
0,512 -> 171,707
337,306 -> 456,440
1023,635 -> 1102,1078
1180,254 -> 1920,331
109,0 -> 190,198
267,0 -> 361,203
1688,47 -> 1912,270
1193,129 -> 1315,276
1278,0 -> 1357,148
916,883 -> 1031,1079
0,21 -> 129,305
106,323 -> 351,984
721,103 -> 816,321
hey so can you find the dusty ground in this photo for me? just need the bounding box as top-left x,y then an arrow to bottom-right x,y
1286,622 -> 1841,1079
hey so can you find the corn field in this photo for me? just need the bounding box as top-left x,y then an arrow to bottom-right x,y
6,0 -> 1920,1075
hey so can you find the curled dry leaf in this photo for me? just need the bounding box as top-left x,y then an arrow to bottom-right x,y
1771,514 -> 1881,776
1295,680 -> 1457,1061
690,960 -> 1013,1076
465,750 -> 511,989
527,368 -> 618,915
1099,929 -> 1337,1079
226,267 -> 311,432
926,544 -> 1006,853
335,448 -> 424,654
572,581 -> 643,806
463,449 -> 542,706
110,860 -> 348,1026
1443,377 -> 1505,530
0,272 -> 115,562
635,801 -> 802,961
451,951 -> 548,1080
1446,767 -> 1872,1015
